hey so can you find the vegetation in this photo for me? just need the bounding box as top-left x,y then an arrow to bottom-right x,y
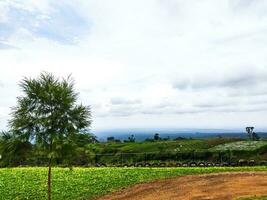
246,127 -> 260,141
88,138 -> 237,154
6,73 -> 91,200
0,131 -> 32,166
0,167 -> 266,200
0,73 -> 266,199
86,138 -> 267,165
2,136 -> 266,167
210,141 -> 267,151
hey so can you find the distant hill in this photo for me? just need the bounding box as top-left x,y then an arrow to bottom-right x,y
92,128 -> 267,142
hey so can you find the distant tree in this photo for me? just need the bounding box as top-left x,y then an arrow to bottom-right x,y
127,134 -> 135,142
61,132 -> 98,166
174,136 -> 186,141
107,136 -> 115,142
217,135 -> 223,139
144,138 -> 154,142
9,73 -> 91,200
162,136 -> 170,141
154,133 -> 161,141
246,127 -> 254,140
252,132 -> 260,141
75,132 -> 98,146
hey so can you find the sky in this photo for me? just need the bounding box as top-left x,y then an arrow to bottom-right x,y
0,0 -> 267,132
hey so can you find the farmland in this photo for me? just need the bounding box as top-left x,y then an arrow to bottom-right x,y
0,167 -> 266,200
86,138 -> 267,166
210,141 -> 267,151
87,138 -> 238,154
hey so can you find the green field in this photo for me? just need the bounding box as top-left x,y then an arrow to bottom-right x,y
0,167 -> 266,200
3,137 -> 267,167
210,141 -> 267,151
88,138 -> 238,154
85,139 -> 267,165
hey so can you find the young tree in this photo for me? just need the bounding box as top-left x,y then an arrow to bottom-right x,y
9,73 -> 91,200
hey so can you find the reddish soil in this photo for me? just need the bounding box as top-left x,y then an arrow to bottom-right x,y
97,172 -> 267,200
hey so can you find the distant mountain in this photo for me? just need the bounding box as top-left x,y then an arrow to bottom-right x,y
92,128 -> 267,142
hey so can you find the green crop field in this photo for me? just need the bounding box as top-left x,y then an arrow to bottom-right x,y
210,141 -> 267,151
88,138 -> 238,154
0,167 -> 266,200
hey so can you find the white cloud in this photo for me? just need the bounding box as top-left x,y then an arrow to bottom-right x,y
0,0 -> 267,131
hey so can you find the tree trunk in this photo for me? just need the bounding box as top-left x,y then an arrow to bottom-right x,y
47,158 -> 52,200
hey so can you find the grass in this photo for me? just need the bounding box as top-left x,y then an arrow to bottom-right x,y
88,138 -> 238,154
88,140 -> 209,154
0,166 -> 266,200
210,141 -> 267,151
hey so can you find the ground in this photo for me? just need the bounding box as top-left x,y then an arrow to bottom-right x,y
97,172 -> 267,200
1,167 -> 266,199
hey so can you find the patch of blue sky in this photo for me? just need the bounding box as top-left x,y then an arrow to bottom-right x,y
0,23 -> 14,41
0,1 -> 90,45
35,2 -> 90,44
0,42 -> 16,49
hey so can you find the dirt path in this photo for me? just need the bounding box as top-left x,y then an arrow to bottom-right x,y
97,172 -> 267,200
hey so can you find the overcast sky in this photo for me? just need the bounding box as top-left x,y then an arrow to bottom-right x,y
0,0 -> 267,132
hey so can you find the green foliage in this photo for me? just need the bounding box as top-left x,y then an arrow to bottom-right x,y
7,72 -> 92,200
153,133 -> 161,141
0,131 -> 32,167
245,127 -> 261,141
107,137 -> 115,142
0,167 -> 266,200
125,134 -> 135,143
210,141 -> 267,151
8,72 -> 91,162
85,138 -> 253,165
89,140 -> 210,154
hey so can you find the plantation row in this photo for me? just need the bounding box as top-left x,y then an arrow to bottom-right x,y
93,159 -> 267,168
91,146 -> 267,167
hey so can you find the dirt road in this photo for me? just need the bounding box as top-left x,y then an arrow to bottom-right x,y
97,172 -> 267,200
